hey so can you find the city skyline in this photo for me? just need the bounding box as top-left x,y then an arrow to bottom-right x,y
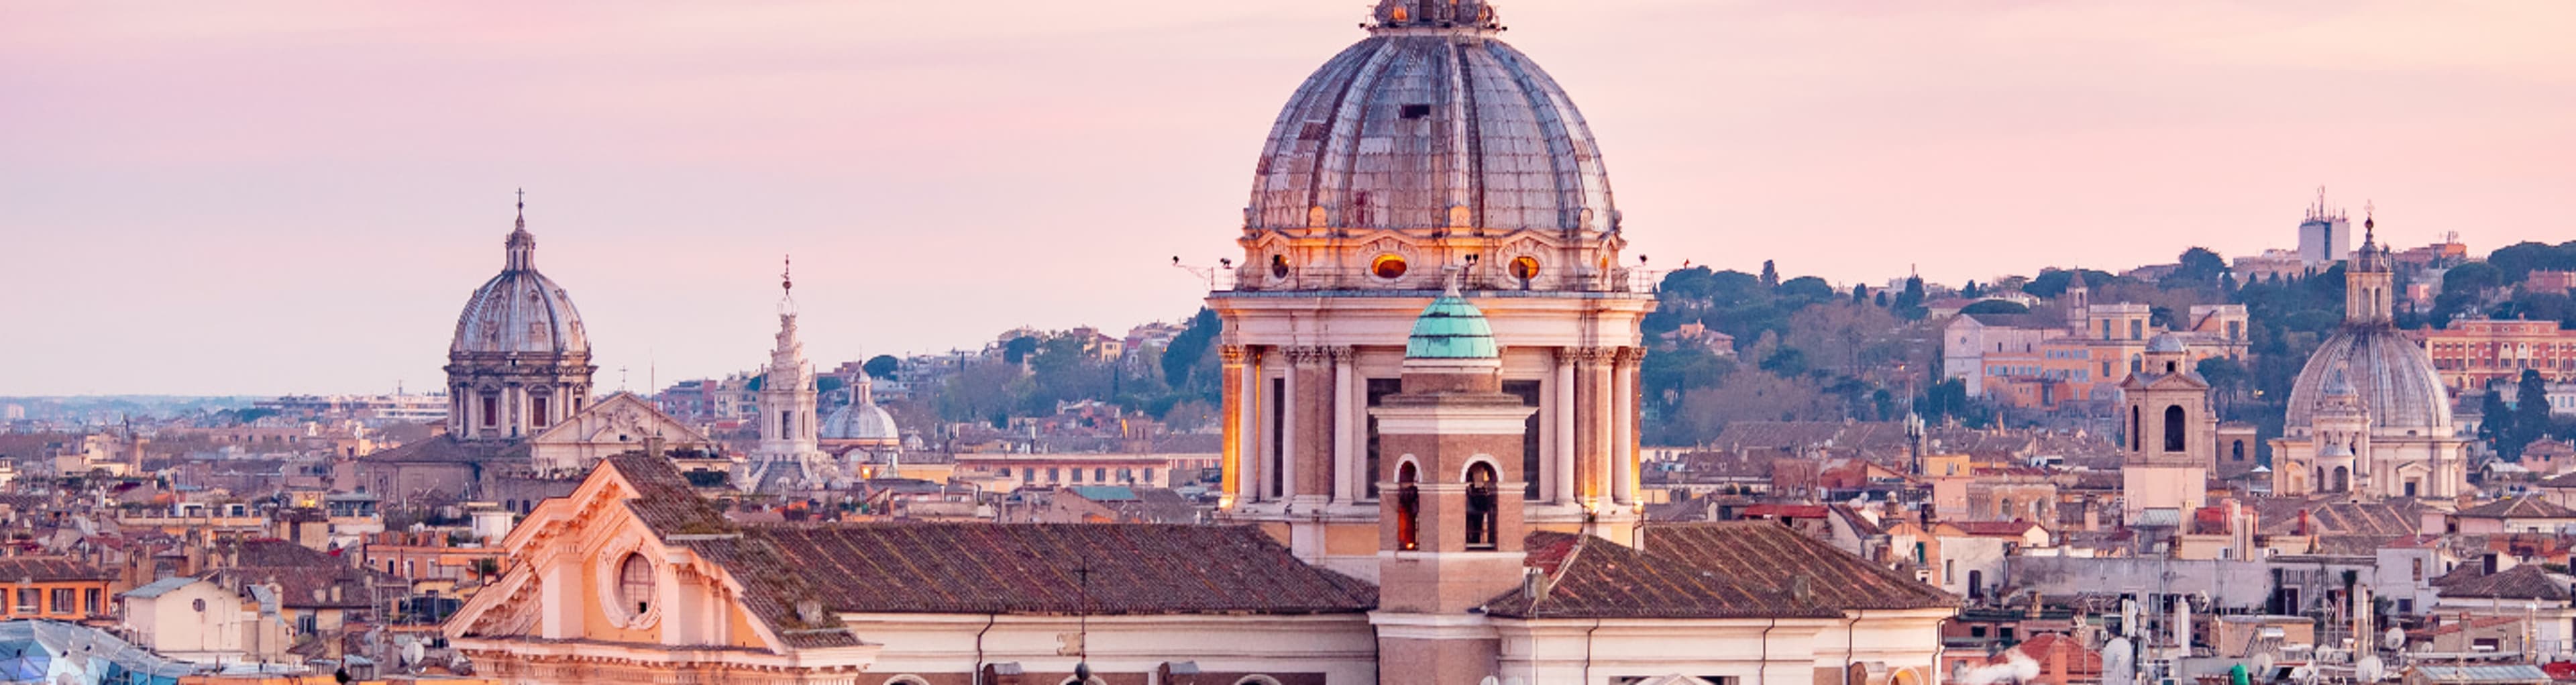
7,1 -> 2574,396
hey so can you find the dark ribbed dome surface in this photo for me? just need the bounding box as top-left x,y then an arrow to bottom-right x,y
2286,327 -> 2451,431
1246,3 -> 1613,233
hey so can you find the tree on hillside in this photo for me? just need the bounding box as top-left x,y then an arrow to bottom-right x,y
1002,335 -> 1040,364
2480,390 -> 2518,460
2514,370 -> 2555,456
863,355 -> 900,380
2434,262 -> 2504,324
2489,241 -> 2576,284
1760,260 -> 1780,288
2173,247 -> 2228,286
1892,276 -> 1928,320
1959,300 -> 2029,315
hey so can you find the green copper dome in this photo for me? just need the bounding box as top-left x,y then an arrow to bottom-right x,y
1405,291 -> 1499,360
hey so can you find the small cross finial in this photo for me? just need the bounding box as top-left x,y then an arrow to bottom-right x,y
782,255 -> 794,293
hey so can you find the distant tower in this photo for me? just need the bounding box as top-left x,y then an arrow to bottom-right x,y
2063,268 -> 2092,312
2298,188 -> 2353,268
749,258 -> 835,486
447,191 -> 595,441
2118,334 -> 2212,521
2345,206 -> 2395,327
1368,278 -> 1534,684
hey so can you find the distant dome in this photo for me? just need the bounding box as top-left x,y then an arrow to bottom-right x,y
822,378 -> 898,445
451,219 -> 588,356
2286,327 -> 2451,431
2145,333 -> 2189,354
1245,0 -> 1613,233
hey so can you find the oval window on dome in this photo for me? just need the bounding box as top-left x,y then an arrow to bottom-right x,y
1371,254 -> 1409,280
1509,256 -> 1542,282
1270,254 -> 1291,279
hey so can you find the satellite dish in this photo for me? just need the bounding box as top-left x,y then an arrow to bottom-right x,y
402,641 -> 425,668
2355,655 -> 2385,682
2382,627 -> 2406,651
2253,653 -> 2275,677
2102,637 -> 2135,685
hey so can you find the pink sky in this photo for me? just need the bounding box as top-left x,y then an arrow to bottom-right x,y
4,1 -> 2572,396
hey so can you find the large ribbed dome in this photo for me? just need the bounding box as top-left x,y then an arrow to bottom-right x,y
451,217 -> 588,356
1245,0 -> 1613,233
2286,327 -> 2451,431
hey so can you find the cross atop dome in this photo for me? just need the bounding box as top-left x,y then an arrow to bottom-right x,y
1371,0 -> 1501,32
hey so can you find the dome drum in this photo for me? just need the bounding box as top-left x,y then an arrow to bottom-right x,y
1230,231 -> 1644,295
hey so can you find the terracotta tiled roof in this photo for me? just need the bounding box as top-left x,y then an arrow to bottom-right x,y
2413,615 -> 2522,638
0,557 -> 112,582
2438,564 -> 2571,601
2008,633 -> 2102,675
751,523 -> 1375,616
2457,496 -> 2576,520
358,436 -> 525,464
2249,498 -> 2423,536
1486,522 -> 1954,619
1943,521 -> 2045,538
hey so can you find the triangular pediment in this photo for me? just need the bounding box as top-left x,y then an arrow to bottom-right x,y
531,392 -> 712,447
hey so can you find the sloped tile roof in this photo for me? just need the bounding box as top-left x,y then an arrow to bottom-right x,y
752,523 -> 1376,616
1485,522 -> 1953,619
2438,564 -> 2571,601
2249,498 -> 2424,536
2457,496 -> 2576,520
358,436 -> 525,464
0,557 -> 113,582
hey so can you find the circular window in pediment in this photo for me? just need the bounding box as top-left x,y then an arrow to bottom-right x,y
603,551 -> 660,628
1371,254 -> 1409,280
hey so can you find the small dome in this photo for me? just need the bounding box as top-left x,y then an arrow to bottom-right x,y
451,216 -> 588,356
1247,1 -> 1613,233
2145,333 -> 2188,354
822,401 -> 898,444
2320,442 -> 2355,458
822,376 -> 898,445
2286,327 -> 2452,431
1405,285 -> 1499,360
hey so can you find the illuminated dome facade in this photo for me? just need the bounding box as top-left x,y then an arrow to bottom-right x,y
445,198 -> 597,441
1235,0 -> 1630,293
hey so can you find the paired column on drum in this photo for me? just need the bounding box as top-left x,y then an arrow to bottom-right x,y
1285,346 -> 1338,504
1564,346 -> 1642,509
1222,345 -> 1254,505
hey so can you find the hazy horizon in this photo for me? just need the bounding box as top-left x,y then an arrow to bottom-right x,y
5,1 -> 2572,396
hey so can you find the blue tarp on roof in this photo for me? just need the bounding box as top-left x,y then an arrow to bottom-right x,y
0,619 -> 199,685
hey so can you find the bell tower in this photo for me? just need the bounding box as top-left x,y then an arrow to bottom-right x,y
1369,279 -> 1534,684
2118,335 -> 2212,520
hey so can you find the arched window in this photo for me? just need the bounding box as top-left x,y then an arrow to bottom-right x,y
883,677 -> 932,685
2163,405 -> 2187,452
2332,466 -> 2351,492
1395,462 -> 1421,551
2232,440 -> 2246,462
1236,677 -> 1285,685
2130,406 -> 2142,452
1465,462 -> 1499,550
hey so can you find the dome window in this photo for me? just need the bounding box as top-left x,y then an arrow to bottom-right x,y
1270,254 -> 1291,279
1371,254 -> 1409,280
1400,104 -> 1433,120
1509,256 -> 1542,282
